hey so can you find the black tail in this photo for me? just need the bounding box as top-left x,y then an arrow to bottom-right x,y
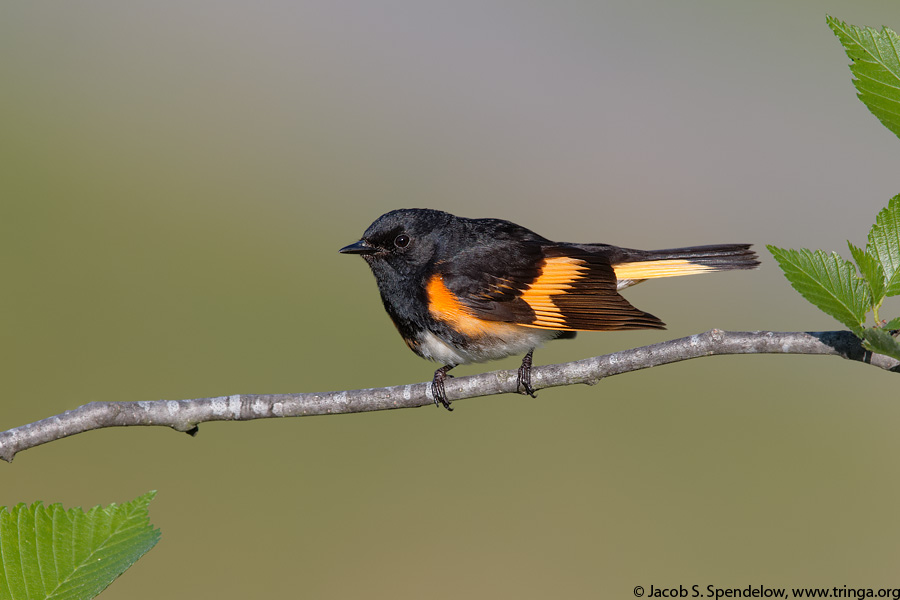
612,244 -> 759,281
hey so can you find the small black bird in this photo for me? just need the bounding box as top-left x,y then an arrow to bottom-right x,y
340,208 -> 758,410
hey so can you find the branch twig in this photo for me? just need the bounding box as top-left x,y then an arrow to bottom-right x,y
2,330 -> 896,463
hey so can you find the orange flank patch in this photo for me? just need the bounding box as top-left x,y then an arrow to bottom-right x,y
426,275 -> 522,337
519,256 -> 587,328
613,259 -> 714,280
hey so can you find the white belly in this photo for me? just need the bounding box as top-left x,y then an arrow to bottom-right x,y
414,327 -> 561,366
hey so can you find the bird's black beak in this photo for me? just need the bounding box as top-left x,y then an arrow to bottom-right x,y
339,240 -> 377,255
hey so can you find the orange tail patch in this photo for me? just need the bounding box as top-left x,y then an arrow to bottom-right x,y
613,259 -> 715,280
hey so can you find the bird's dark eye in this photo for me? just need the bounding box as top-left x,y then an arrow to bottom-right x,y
394,234 -> 410,248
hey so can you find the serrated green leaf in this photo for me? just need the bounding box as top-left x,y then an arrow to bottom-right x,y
861,327 -> 900,360
768,245 -> 870,332
848,240 -> 884,305
882,317 -> 900,330
867,195 -> 900,296
828,16 -> 900,140
0,491 -> 160,600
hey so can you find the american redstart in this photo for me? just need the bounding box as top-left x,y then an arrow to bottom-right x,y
340,208 -> 758,410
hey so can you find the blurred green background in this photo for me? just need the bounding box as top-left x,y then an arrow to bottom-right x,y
3,1 -> 900,597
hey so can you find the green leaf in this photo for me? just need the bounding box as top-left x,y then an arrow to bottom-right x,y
861,327 -> 900,361
848,241 -> 884,305
0,491 -> 160,600
883,317 -> 900,330
768,245 -> 870,332
868,195 -> 900,296
827,16 -> 900,140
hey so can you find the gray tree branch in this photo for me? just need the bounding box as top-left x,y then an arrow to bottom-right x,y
2,329 -> 897,463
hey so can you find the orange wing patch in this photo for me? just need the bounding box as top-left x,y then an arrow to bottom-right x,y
519,256 -> 588,328
426,274 -> 523,337
613,259 -> 714,281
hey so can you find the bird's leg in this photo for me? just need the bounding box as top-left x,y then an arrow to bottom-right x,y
432,365 -> 455,411
516,349 -> 537,398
